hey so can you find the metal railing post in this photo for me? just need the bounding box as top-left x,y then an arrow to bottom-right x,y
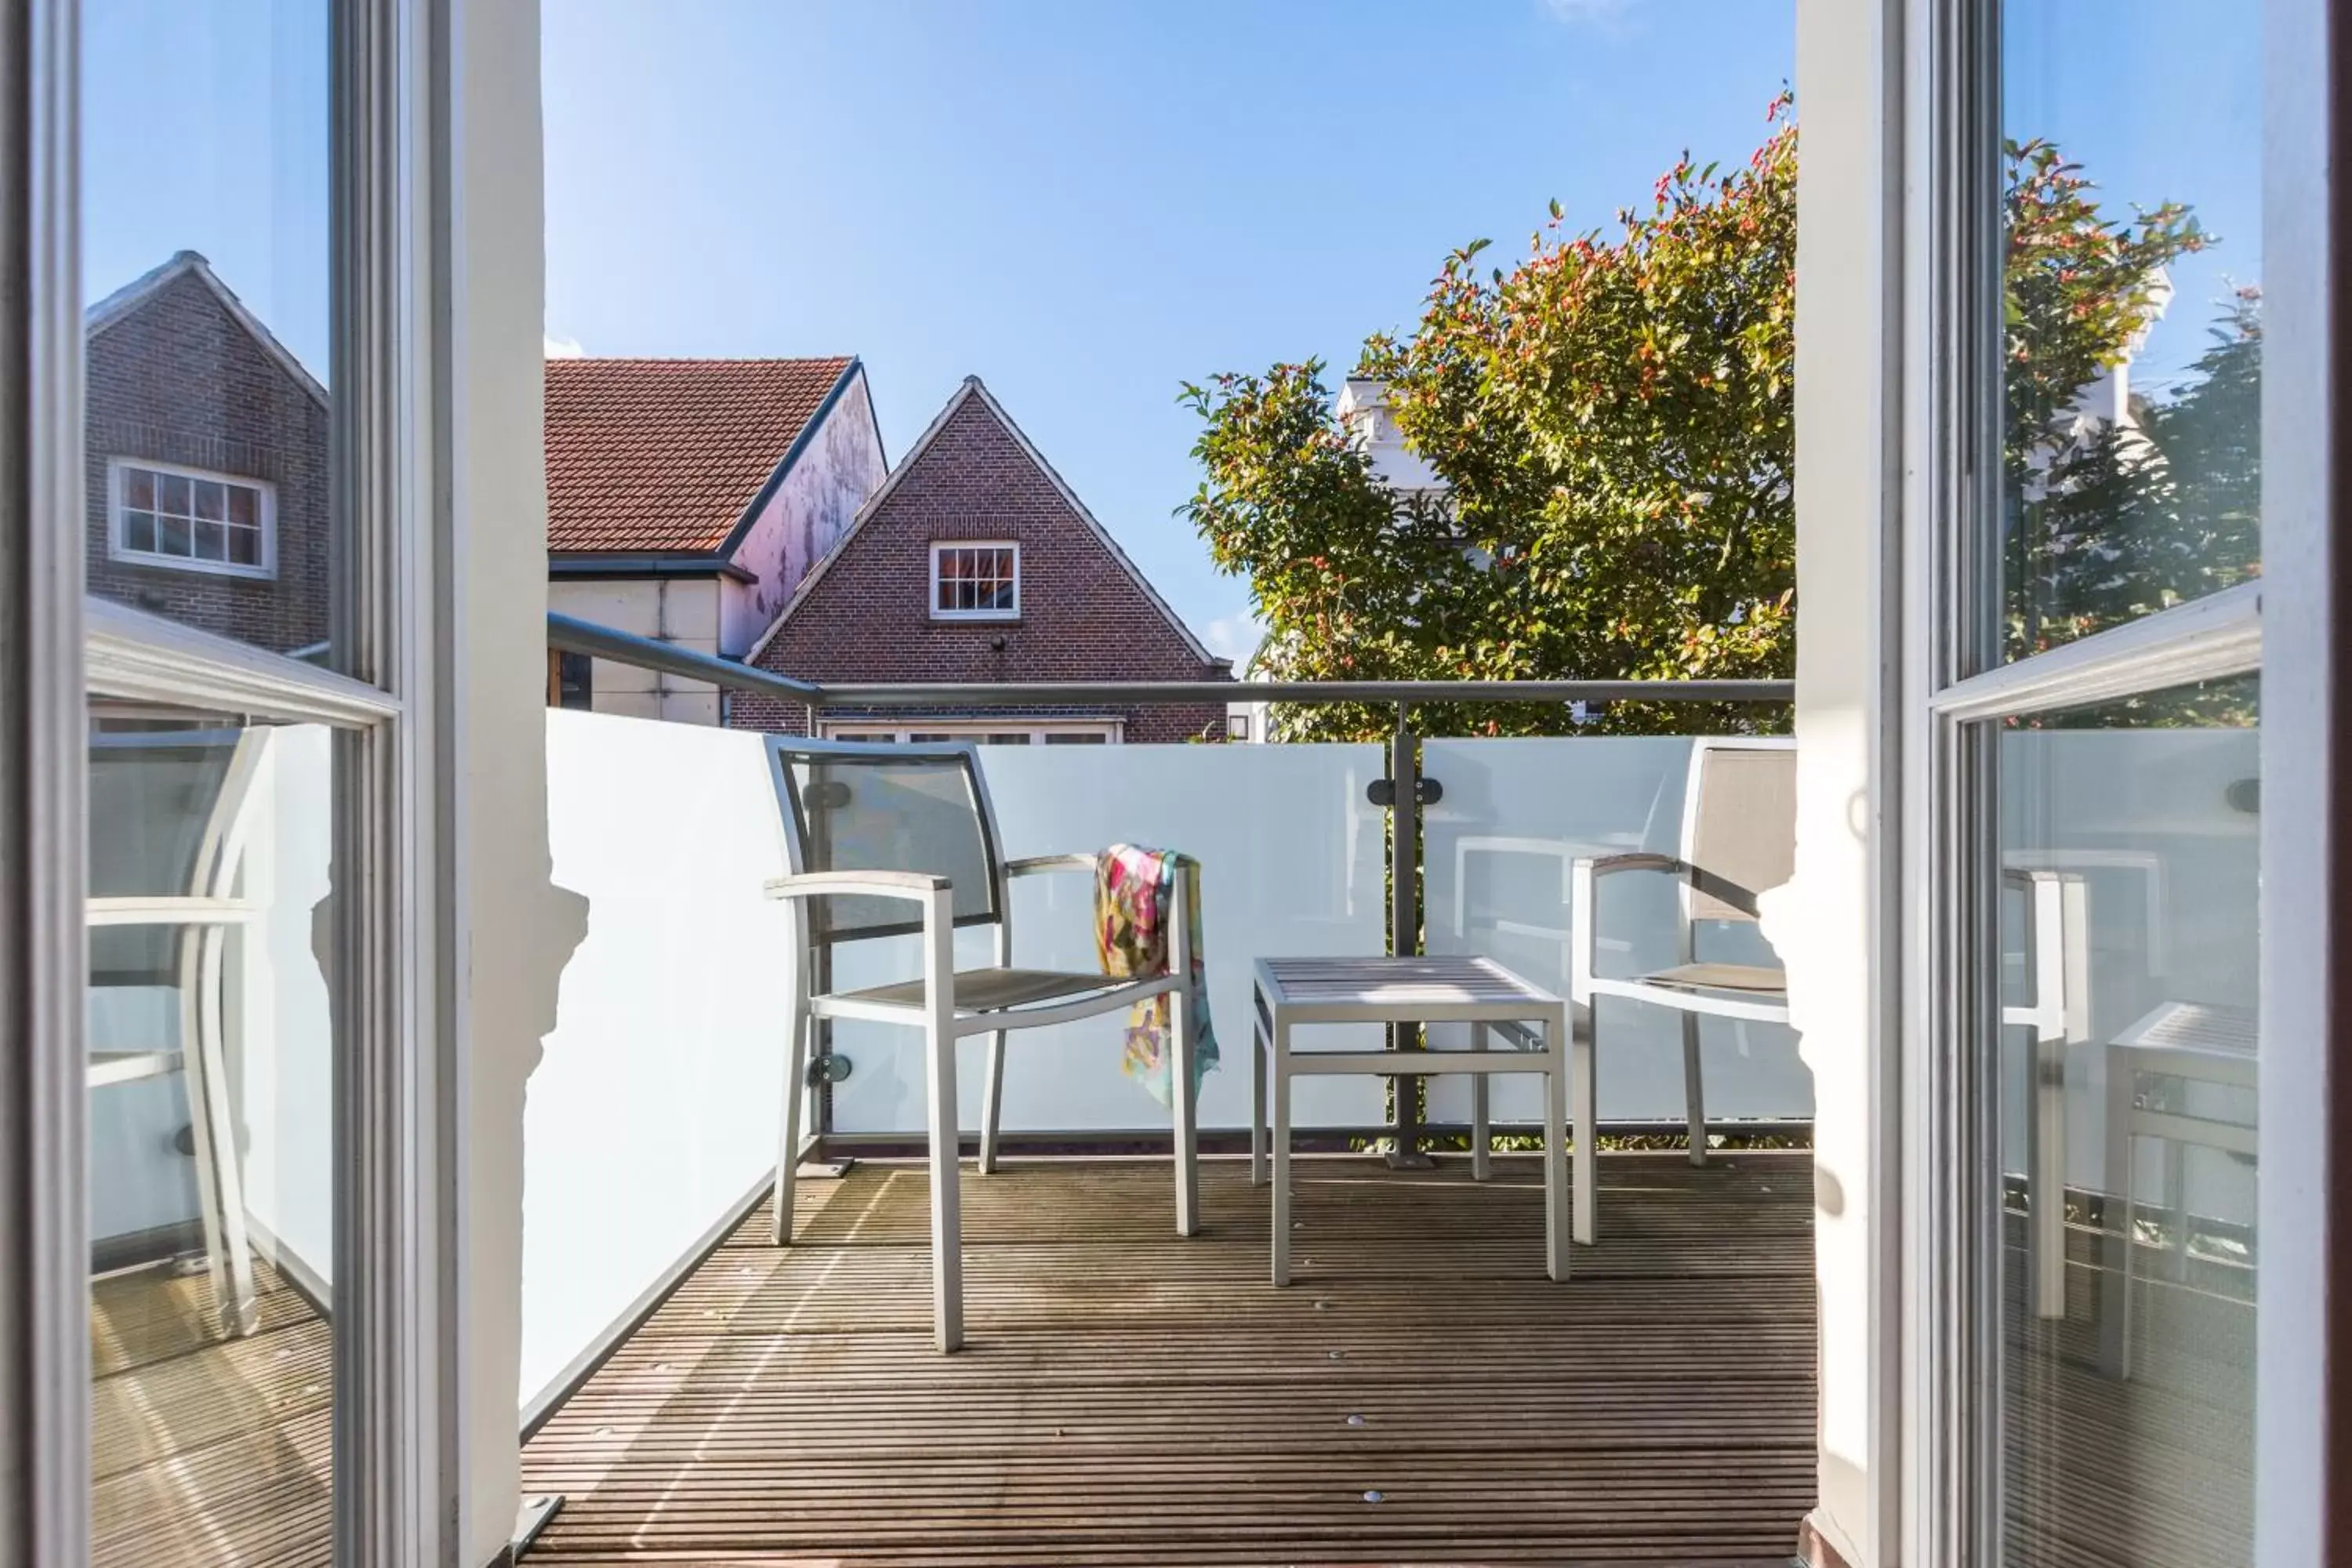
1388,702 -> 1428,1166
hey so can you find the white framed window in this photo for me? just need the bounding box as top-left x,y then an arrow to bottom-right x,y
107,458 -> 277,579
930,541 -> 1019,620
820,718 -> 1120,746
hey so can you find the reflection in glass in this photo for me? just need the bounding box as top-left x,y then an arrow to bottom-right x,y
82,2 -> 332,655
88,713 -> 338,1566
2000,4 -> 2262,661
1992,677 -> 2258,1566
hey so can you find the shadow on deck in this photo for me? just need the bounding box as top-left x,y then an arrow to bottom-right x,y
521,1150 -> 1820,1566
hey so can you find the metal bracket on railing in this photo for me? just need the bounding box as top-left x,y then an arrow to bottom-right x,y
1366,776 -> 1443,808
806,1053 -> 852,1088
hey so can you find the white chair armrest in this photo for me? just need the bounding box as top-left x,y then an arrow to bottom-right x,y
1573,851 -> 1689,879
764,870 -> 951,904
1005,854 -> 1095,879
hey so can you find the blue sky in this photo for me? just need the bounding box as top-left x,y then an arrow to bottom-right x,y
81,1 -> 2263,665
539,0 -> 1798,661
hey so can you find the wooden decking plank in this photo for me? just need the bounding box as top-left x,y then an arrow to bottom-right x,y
523,1152 -> 1818,1566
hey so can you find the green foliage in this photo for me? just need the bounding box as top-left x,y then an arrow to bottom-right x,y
1184,101 -> 1800,741
1183,107 -> 2257,741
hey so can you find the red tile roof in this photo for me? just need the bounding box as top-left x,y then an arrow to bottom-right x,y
544,357 -> 856,554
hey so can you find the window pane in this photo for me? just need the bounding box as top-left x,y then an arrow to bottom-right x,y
227,524 -> 262,567
87,712 -> 339,1566
123,510 -> 156,554
83,2 -> 328,648
1998,5 -> 2261,662
1985,674 -> 2258,1566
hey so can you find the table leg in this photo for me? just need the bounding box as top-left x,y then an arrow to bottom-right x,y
1250,1014 -> 1269,1188
1470,1022 -> 1491,1181
1271,1015 -> 1292,1287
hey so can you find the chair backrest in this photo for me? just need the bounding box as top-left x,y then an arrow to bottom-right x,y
1679,739 -> 1797,925
88,725 -> 267,985
764,737 -> 1005,944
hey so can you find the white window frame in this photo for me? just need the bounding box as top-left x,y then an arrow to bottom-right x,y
106,457 -> 278,580
818,717 -> 1121,746
928,540 -> 1021,622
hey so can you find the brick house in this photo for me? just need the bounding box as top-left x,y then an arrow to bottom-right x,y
733,376 -> 1229,744
546,355 -> 888,724
84,252 -> 330,655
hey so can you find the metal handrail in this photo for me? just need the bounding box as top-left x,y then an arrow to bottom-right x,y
546,612 -> 1794,709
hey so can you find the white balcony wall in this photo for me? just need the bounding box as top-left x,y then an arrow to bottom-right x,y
232,724 -> 336,1292
1422,737 -> 1811,1126
523,711 -> 794,1410
826,742 -> 1392,1134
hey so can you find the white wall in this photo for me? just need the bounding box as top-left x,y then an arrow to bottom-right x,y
1784,2 -> 1896,1562
453,0 -> 585,1559
548,575 -> 724,726
722,368 -> 887,657
522,712 -> 794,1409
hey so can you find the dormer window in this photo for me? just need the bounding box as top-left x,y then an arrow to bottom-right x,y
931,541 -> 1019,620
108,459 -> 275,579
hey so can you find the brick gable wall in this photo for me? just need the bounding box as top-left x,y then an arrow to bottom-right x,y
85,270 -> 331,654
732,389 -> 1227,743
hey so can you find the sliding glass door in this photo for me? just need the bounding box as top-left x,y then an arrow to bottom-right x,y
1915,3 -> 2294,1563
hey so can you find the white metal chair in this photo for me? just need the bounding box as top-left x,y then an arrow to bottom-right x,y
1569,739 -> 1795,1233
86,725 -> 270,1339
761,737 -> 1203,1352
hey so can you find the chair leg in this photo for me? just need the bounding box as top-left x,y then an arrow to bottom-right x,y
2099,1062 -> 2133,1379
190,924 -> 257,1338
1250,1020 -> 1269,1187
1571,1000 -> 1597,1247
977,1028 -> 1007,1174
1680,1011 -> 1708,1167
1270,1018 -> 1292,1287
1469,1022 -> 1491,1182
1541,1005 -> 1571,1282
1172,991 -> 1200,1237
773,993 -> 811,1246
920,901 -> 964,1353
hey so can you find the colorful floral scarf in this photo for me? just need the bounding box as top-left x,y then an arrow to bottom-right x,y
1094,844 -> 1218,1107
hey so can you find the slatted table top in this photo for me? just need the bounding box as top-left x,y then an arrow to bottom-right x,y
1254,953 -> 1563,1023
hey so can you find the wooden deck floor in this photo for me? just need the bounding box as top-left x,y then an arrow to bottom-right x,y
90,1256 -> 332,1568
521,1151 -> 1820,1566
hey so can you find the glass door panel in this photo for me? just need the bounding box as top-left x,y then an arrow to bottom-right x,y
1998,2 -> 2263,663
86,710 -> 340,1566
1986,681 -> 2259,1567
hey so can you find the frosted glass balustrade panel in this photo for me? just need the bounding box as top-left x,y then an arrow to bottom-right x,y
526,711 -> 797,1411
1994,722 -> 2260,1234
826,742 -> 1391,1134
1421,737 -> 1811,1127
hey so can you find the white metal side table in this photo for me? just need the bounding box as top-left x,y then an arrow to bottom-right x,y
1249,954 -> 1591,1286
